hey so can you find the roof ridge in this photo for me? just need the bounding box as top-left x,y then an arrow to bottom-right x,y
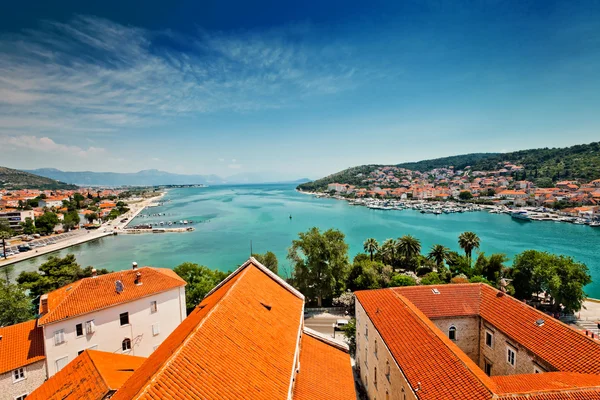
84,350 -> 111,392
390,289 -> 497,395
302,327 -> 349,353
40,279 -> 84,322
132,266 -> 251,399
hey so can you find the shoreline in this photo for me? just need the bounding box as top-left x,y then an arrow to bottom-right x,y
0,192 -> 165,268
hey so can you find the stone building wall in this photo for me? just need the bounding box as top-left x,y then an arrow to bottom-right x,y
432,316 -> 481,363
0,360 -> 47,400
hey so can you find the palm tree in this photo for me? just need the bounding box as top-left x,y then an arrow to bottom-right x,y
428,244 -> 449,270
397,235 -> 421,269
380,238 -> 397,265
458,231 -> 480,264
363,238 -> 379,261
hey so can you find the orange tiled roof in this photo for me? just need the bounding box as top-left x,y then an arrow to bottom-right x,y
113,259 -> 305,400
38,267 -> 186,325
362,283 -> 600,399
355,288 -> 494,400
293,330 -> 356,400
27,350 -> 146,400
0,319 -> 45,374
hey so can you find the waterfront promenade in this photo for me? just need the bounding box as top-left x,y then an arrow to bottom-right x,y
0,194 -> 162,268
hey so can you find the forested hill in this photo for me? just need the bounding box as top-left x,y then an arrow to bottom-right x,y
298,141 -> 600,191
0,166 -> 78,190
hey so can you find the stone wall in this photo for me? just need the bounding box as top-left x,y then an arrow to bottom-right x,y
432,316 -> 481,363
0,360 -> 47,399
478,319 -> 554,376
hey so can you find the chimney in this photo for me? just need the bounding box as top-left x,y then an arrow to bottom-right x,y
91,268 -> 97,278
40,294 -> 49,315
134,271 -> 142,285
132,262 -> 138,270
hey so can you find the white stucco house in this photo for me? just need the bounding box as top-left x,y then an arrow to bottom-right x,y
0,320 -> 46,400
37,263 -> 187,377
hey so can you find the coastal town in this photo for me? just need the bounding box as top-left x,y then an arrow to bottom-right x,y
308,163 -> 600,224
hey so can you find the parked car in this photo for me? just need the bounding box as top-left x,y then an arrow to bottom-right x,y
17,245 -> 31,252
334,319 -> 349,331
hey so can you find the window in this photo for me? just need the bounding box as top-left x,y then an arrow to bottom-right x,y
485,331 -> 493,348
13,367 -> 25,383
85,320 -> 95,335
153,344 -> 159,351
364,346 -> 368,368
76,323 -> 83,337
15,395 -> 28,400
374,339 -> 378,358
385,360 -> 391,381
534,365 -> 545,374
54,329 -> 65,346
55,356 -> 69,373
122,338 -> 132,352
448,326 -> 457,341
78,350 -> 84,356
365,325 -> 368,339
152,323 -> 160,336
150,301 -> 158,313
374,366 -> 378,388
484,360 -> 492,376
120,312 -> 129,326
507,347 -> 516,367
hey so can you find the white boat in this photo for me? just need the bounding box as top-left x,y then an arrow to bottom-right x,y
511,210 -> 532,221
589,221 -> 600,227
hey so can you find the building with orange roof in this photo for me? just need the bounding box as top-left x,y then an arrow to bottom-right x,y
39,264 -> 186,377
0,320 -> 46,400
355,283 -> 600,400
109,257 -> 355,400
27,350 -> 146,400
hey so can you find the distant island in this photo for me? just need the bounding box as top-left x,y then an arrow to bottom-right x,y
298,141 -> 600,211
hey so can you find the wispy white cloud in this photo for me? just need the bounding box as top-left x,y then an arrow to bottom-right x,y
3,135 -> 105,157
0,16 -> 366,136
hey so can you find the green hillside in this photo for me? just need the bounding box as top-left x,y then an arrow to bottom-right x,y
298,142 -> 600,191
0,166 -> 78,190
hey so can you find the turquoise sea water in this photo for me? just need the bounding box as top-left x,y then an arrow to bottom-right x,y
9,184 -> 600,297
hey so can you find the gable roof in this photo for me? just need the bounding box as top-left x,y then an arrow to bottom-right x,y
38,267 -> 186,325
113,259 -> 305,400
27,350 -> 146,400
359,283 -> 600,400
293,330 -> 356,400
0,319 -> 45,375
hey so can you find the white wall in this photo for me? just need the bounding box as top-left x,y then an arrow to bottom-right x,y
0,360 -> 47,400
43,286 -> 186,376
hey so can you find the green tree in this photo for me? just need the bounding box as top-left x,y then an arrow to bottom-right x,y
420,271 -> 443,285
17,254 -> 107,307
0,267 -> 34,327
363,238 -> 379,261
35,212 -> 59,234
458,231 -> 480,264
390,274 -> 417,287
427,244 -> 449,270
341,318 -> 356,356
63,211 -> 80,231
252,251 -> 279,274
73,193 -> 85,209
396,235 -> 421,271
173,262 -> 229,314
20,217 -> 36,235
469,275 -> 493,285
85,213 -> 99,224
459,191 -> 473,200
380,238 -> 397,266
288,227 -> 350,307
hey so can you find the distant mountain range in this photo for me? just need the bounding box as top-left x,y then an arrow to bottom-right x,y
298,141 -> 600,191
0,167 -> 78,190
21,168 -> 311,187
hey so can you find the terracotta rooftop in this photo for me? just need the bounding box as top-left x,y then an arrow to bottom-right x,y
27,350 -> 146,400
0,319 -> 45,375
113,259 -> 305,400
358,283 -> 600,400
293,330 -> 356,400
38,267 -> 186,325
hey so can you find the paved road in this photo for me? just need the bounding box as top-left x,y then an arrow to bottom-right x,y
304,312 -> 350,342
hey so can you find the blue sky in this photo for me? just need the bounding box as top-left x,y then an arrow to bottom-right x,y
1,0 -> 600,181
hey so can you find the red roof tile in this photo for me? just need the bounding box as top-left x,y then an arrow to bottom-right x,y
293,331 -> 356,400
27,350 -> 146,400
113,260 -> 305,400
0,319 -> 45,374
38,267 -> 186,325
492,372 -> 600,395
392,283 -> 481,318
